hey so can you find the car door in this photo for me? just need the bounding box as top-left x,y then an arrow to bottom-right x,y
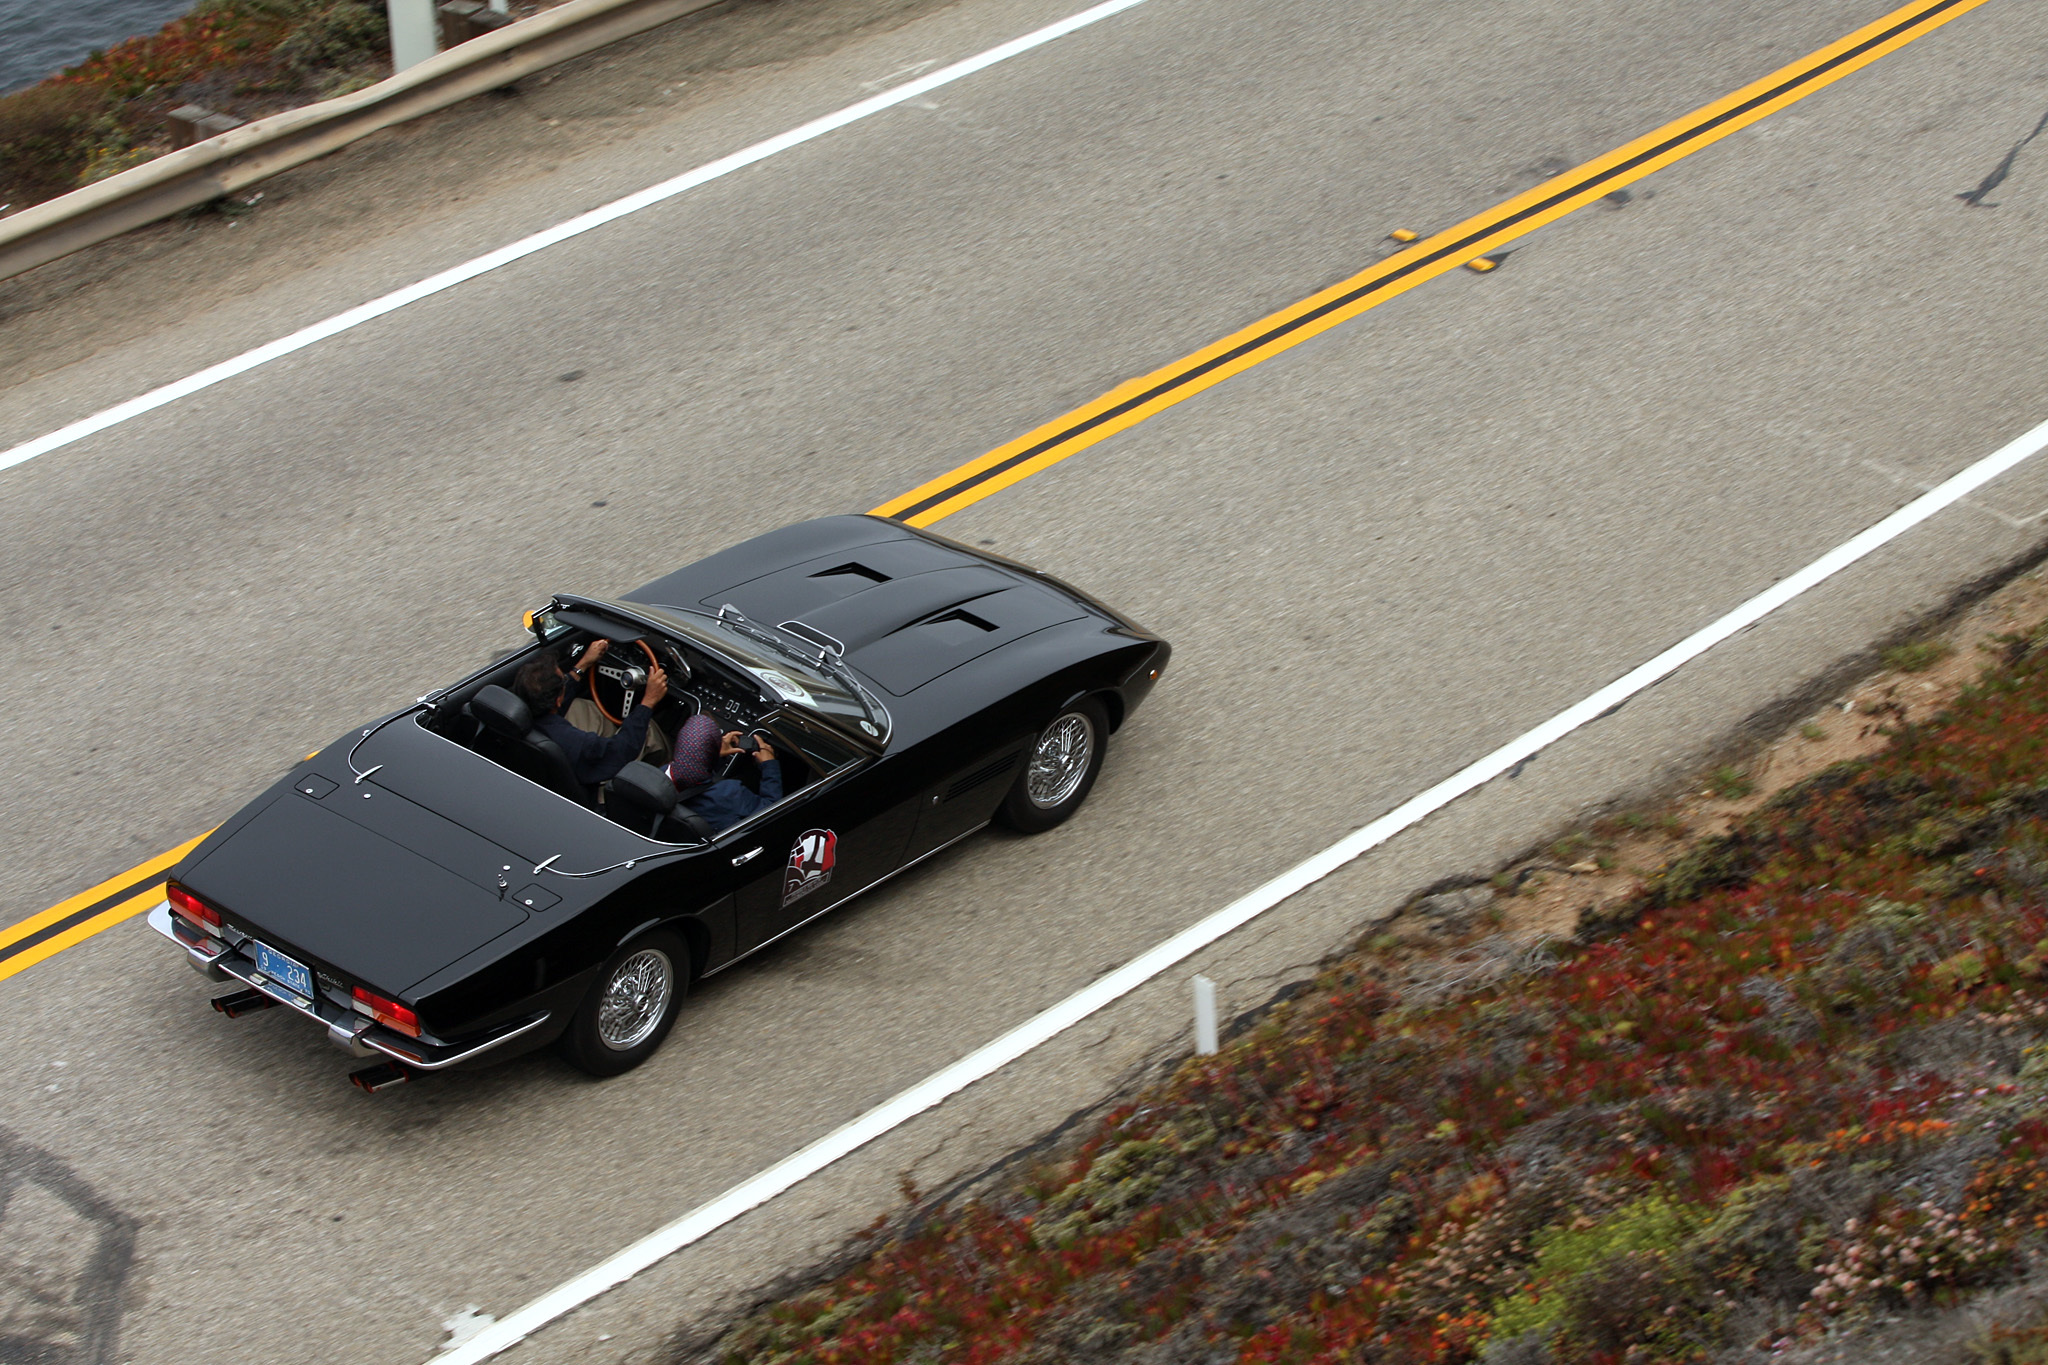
724,714 -> 920,953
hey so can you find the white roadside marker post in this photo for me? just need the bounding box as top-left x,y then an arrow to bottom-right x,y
387,0 -> 440,71
1192,975 -> 1218,1055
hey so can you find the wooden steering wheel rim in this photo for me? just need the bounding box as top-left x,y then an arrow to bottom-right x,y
589,639 -> 661,726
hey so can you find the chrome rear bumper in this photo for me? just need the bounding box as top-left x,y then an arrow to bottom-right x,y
148,903 -> 548,1070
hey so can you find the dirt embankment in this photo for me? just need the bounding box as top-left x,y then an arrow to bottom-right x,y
682,564 -> 2048,1365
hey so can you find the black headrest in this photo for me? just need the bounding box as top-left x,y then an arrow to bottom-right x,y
472,685 -> 534,739
609,761 -> 680,813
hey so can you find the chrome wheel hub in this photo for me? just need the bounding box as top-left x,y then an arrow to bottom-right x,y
1026,712 -> 1096,809
597,948 -> 673,1051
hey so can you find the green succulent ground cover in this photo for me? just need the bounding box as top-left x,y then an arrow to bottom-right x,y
705,624 -> 2048,1365
0,0 -> 389,211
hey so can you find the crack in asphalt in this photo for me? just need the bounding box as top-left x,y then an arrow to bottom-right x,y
1957,103 -> 2048,207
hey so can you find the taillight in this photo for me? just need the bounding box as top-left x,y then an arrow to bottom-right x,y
166,883 -> 221,933
352,986 -> 421,1037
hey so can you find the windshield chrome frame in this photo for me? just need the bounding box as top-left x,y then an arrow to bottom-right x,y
549,593 -> 891,751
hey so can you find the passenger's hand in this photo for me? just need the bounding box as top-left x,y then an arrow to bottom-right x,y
718,731 -> 746,757
643,664 -> 668,707
575,639 -> 609,671
752,737 -> 776,763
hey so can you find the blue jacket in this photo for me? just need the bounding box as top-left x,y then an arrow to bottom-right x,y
684,761 -> 783,834
534,705 -> 652,787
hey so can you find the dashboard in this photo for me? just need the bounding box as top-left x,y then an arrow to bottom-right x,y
680,660 -> 768,727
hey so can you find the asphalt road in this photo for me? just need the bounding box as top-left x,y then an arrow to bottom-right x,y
3,0 -> 2047,1361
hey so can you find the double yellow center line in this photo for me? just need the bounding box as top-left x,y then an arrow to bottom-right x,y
0,833 -> 209,982
873,0 -> 1990,526
0,0 -> 1994,984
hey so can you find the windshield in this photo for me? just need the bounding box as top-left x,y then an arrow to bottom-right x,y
645,603 -> 889,742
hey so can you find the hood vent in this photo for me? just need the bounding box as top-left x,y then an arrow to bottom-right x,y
919,609 -> 999,641
811,562 -> 890,585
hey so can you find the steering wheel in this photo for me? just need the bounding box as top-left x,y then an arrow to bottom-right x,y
588,640 -> 661,725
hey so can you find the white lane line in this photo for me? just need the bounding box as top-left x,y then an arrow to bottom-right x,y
431,413 -> 2048,1365
0,0 -> 1154,478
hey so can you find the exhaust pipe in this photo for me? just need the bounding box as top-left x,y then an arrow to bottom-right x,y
210,987 -> 277,1018
349,1061 -> 414,1093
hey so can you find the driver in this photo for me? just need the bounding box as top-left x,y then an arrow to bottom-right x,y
513,648 -> 668,788
560,638 -> 669,766
665,714 -> 782,834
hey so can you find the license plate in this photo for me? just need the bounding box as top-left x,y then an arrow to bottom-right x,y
252,940 -> 314,1000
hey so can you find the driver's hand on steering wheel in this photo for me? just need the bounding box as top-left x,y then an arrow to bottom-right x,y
572,639 -> 609,676
641,664 -> 669,709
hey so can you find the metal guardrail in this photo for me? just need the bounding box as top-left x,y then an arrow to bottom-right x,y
0,0 -> 721,283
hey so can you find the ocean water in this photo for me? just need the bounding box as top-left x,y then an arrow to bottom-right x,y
0,0 -> 197,94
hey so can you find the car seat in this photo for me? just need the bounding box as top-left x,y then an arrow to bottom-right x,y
470,685 -> 591,806
607,761 -> 715,843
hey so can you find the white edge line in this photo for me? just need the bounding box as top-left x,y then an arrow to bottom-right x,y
0,0 -> 1154,477
431,416 -> 2048,1365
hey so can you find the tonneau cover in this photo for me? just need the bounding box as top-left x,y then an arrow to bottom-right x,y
181,794 -> 529,994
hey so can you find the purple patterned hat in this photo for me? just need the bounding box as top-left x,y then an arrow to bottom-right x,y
667,713 -> 723,787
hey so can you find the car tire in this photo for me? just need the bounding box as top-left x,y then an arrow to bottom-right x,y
997,697 -> 1109,834
560,930 -> 689,1077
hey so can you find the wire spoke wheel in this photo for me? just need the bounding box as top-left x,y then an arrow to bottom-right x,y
1026,712 -> 1097,810
596,947 -> 674,1051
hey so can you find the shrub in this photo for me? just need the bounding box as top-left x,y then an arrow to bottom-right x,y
1032,1138 -> 1180,1248
1709,766 -> 1754,800
1807,1201 -> 2015,1317
0,0 -> 391,213
0,82 -> 112,204
274,1 -> 388,76
1884,640 -> 1955,673
51,2 -> 295,101
1974,1314 -> 2048,1364
1485,1195 -> 1705,1347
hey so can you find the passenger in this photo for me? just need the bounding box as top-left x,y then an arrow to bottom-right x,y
512,648 -> 668,788
666,714 -> 782,834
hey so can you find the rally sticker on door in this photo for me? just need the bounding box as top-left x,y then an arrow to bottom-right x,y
782,829 -> 838,908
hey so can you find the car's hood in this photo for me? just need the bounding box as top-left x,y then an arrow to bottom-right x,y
624,517 -> 1085,696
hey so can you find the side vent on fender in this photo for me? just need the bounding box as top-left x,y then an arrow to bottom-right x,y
946,753 -> 1018,802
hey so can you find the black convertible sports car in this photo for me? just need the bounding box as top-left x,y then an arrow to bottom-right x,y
151,516 -> 1169,1088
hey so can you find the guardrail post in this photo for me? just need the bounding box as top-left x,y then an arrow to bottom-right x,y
1192,974 -> 1218,1055
387,0 -> 440,71
439,1 -> 515,48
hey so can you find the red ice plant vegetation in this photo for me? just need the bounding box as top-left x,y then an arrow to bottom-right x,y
46,5 -> 298,102
712,626 -> 2048,1365
0,0 -> 388,211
